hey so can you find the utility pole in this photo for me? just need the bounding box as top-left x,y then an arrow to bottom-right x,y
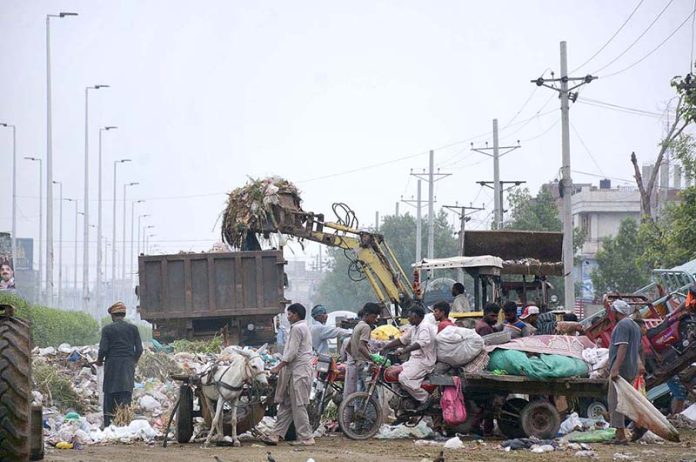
443,203 -> 485,256
471,120 -> 521,229
401,180 -> 429,262
410,150 -> 451,259
532,41 -> 597,310
375,211 -> 379,232
477,180 -> 526,227
395,202 -> 399,217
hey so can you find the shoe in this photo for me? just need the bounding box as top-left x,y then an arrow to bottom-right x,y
261,435 -> 279,446
289,438 -> 315,446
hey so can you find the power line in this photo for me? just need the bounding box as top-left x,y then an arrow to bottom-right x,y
593,0 -> 675,75
570,121 -> 605,176
581,97 -> 667,116
520,118 -> 560,142
571,0 -> 646,73
602,5 -> 696,78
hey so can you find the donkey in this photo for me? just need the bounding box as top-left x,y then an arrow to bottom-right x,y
201,346 -> 269,447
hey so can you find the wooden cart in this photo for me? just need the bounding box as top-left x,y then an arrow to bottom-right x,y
429,372 -> 609,439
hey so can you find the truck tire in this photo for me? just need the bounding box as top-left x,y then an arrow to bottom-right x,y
176,385 -> 194,443
30,405 -> 44,461
497,397 -> 528,439
0,308 -> 32,462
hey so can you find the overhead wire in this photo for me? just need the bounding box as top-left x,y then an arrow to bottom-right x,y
592,0 -> 675,75
570,0 -> 646,73
601,5 -> 696,78
570,122 -> 606,176
520,118 -> 560,142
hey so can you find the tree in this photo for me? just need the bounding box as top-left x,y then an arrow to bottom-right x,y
631,73 -> 696,221
505,185 -> 562,231
316,211 -> 460,311
591,218 -> 650,297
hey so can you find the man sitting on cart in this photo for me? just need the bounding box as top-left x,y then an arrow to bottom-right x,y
381,305 -> 437,412
503,301 -> 535,339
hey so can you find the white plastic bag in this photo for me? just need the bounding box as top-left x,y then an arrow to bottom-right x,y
559,412 -> 583,435
436,326 -> 484,366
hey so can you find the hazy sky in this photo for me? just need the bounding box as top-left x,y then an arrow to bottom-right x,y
1,0 -> 693,282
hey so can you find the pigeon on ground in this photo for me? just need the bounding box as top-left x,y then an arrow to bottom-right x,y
213,457 -> 227,462
433,449 -> 445,462
267,451 -> 277,462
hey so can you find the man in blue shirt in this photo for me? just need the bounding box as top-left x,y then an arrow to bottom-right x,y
310,305 -> 352,355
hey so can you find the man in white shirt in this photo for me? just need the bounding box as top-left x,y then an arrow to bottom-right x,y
451,283 -> 471,312
382,305 -> 437,411
310,304 -> 352,355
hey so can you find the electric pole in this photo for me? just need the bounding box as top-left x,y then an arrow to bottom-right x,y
410,150 -> 451,259
401,180 -> 424,262
471,119 -> 521,229
532,41 -> 597,311
477,180 -> 526,228
443,203 -> 485,256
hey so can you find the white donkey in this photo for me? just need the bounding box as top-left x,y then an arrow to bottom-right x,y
201,346 -> 269,447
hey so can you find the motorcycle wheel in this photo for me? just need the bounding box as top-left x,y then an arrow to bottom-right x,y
338,392 -> 383,440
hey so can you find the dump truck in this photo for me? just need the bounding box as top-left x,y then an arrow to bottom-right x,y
137,250 -> 288,346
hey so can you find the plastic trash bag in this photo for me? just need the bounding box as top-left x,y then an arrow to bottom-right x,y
613,377 -> 679,442
436,326 -> 484,366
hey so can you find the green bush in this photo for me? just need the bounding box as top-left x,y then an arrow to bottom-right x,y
172,336 -> 223,354
0,293 -> 100,347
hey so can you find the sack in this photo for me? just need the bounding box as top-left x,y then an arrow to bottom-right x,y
436,326 -> 484,366
614,377 -> 680,442
487,349 -> 589,379
441,376 -> 467,426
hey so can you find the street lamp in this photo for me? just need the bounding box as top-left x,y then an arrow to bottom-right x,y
25,156 -> 42,302
137,214 -> 149,259
146,233 -> 156,254
52,180 -> 63,306
143,225 -> 155,255
96,126 -> 117,308
122,182 -> 139,280
46,11 -> 77,305
83,83 -> 109,309
65,198 -> 78,294
1,123 -> 16,269
112,159 -> 130,285
130,200 -> 145,284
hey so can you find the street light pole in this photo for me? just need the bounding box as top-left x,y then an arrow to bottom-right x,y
25,157 -> 43,302
0,123 -> 16,268
65,199 -> 78,297
52,181 -> 63,306
143,225 -> 154,255
112,159 -> 131,293
122,182 -> 138,280
130,201 -> 145,284
46,11 -> 77,306
137,214 -> 149,262
96,126 -> 117,309
83,84 -> 109,310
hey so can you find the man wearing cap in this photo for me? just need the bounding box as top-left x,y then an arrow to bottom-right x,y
96,302 -> 143,428
607,299 -> 644,444
519,305 -> 539,335
310,304 -> 352,355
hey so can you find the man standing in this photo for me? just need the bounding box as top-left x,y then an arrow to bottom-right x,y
607,299 -> 644,444
96,301 -> 143,428
475,303 -> 502,336
344,303 -> 381,400
451,283 -> 471,312
383,306 -> 437,411
432,301 -> 453,333
310,304 -> 352,355
268,303 -> 315,446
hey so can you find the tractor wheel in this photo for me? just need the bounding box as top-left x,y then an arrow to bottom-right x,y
520,401 -> 561,439
0,306 -> 33,462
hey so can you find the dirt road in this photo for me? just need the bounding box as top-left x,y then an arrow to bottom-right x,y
43,430 -> 696,462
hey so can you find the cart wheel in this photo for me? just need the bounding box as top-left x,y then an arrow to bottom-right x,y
176,385 -> 194,443
497,398 -> 528,439
520,401 -> 561,439
338,392 -> 383,440
581,399 -> 608,420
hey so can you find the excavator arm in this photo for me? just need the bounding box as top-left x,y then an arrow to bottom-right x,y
245,200 -> 415,316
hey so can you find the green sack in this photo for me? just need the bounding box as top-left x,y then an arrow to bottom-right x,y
567,428 -> 616,443
487,349 -> 588,380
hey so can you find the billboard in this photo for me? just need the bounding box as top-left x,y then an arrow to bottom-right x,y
0,232 -> 15,291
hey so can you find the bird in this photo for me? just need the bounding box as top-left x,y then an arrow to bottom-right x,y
433,450 -> 445,462
267,451 -> 277,462
213,457 -> 227,462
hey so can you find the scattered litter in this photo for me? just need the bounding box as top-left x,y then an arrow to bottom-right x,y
560,412 -> 584,435
443,437 -> 463,449
376,421 -> 434,439
574,450 -> 598,458
414,440 -> 442,447
501,438 -> 556,450
682,403 -> 696,421
612,453 -> 636,461
638,430 -> 664,445
531,444 -> 555,453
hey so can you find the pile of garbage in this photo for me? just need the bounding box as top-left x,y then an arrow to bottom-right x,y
221,176 -> 302,249
31,341 -> 279,449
